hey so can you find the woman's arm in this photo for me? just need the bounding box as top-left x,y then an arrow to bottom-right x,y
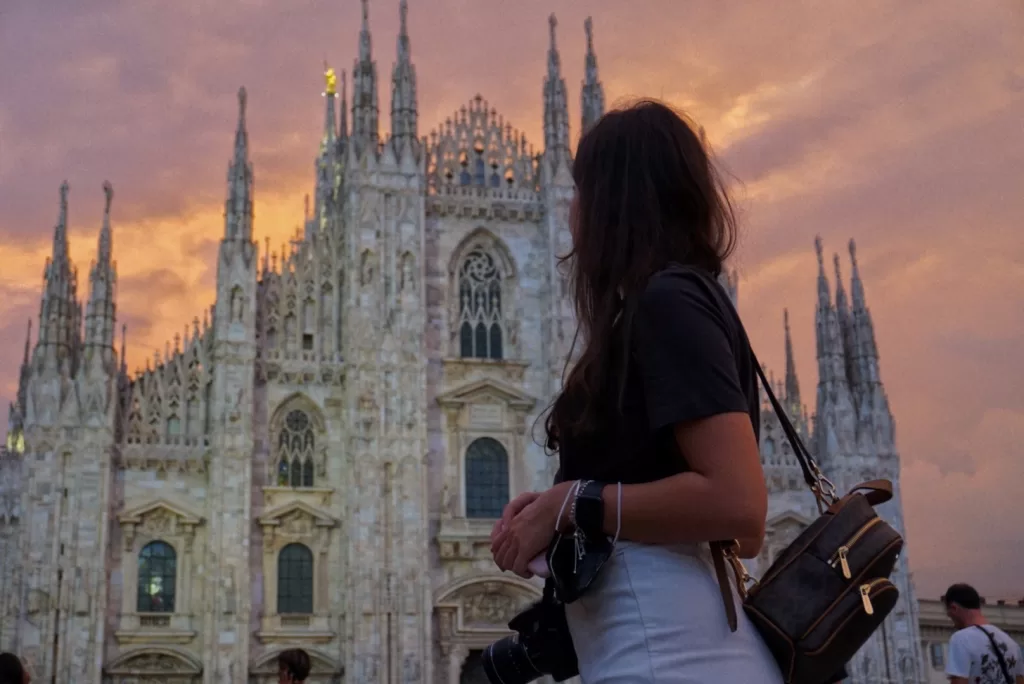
734,537 -> 763,559
598,412 -> 767,547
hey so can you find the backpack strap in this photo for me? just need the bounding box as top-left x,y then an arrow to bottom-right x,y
750,352 -> 838,506
710,541 -> 738,632
826,480 -> 893,513
974,625 -> 1015,684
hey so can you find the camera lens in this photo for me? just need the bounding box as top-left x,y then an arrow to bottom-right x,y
481,634 -> 545,684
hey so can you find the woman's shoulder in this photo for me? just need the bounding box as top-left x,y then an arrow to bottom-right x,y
639,264 -> 730,318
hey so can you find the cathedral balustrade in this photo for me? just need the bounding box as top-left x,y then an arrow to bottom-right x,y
258,348 -> 344,365
121,434 -> 209,449
117,444 -> 210,476
426,195 -> 543,222
429,184 -> 541,203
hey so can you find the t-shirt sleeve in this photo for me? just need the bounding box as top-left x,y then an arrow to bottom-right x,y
945,632 -> 971,678
632,272 -> 749,431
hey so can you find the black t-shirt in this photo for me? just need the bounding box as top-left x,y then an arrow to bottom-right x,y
558,264 -> 760,485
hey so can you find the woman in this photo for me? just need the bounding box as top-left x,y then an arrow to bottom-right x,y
490,100 -> 782,683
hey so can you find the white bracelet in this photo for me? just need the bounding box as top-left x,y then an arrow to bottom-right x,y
611,482 -> 623,546
555,480 -> 581,533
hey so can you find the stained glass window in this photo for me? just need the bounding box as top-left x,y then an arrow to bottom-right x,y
277,543 -> 314,614
277,409 -> 315,487
458,249 -> 503,360
465,437 -> 509,519
137,541 -> 176,613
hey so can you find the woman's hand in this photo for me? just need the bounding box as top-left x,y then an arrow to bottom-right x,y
491,481 -> 573,577
490,492 -> 542,544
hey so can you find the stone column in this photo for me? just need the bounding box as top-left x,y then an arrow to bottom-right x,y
182,529 -> 195,612
448,645 -> 469,684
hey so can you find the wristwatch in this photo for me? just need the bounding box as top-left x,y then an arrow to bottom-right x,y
573,480 -> 607,539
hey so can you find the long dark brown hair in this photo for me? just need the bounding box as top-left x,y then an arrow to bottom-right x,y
545,99 -> 738,451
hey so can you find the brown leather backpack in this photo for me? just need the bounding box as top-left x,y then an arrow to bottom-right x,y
710,357 -> 904,684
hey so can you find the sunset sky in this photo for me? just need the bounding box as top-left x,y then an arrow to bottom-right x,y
1,1 -> 1021,600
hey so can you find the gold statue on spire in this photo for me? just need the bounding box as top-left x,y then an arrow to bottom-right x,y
324,61 -> 337,96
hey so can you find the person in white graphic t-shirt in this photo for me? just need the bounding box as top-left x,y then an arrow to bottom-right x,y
943,583 -> 1024,684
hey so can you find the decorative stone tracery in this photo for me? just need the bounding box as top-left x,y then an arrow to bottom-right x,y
268,394 -> 328,486
426,95 -> 539,194
447,230 -> 519,361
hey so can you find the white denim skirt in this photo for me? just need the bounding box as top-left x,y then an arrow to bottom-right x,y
564,541 -> 784,684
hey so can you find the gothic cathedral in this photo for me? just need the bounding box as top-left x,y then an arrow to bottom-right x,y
0,2 -> 926,682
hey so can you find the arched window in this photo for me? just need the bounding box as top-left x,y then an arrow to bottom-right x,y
458,249 -> 503,360
277,409 -> 315,487
465,437 -> 509,519
185,397 -> 200,436
137,541 -> 176,613
277,543 -> 314,614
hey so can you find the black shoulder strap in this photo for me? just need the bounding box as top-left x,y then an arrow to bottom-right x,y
749,351 -> 822,494
974,625 -> 1015,684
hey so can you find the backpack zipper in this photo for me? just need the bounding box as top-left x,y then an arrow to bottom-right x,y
859,578 -> 890,615
830,518 -> 882,579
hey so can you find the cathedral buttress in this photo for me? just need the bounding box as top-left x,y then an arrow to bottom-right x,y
808,237 -> 923,684
341,6 -> 429,675
541,16 -> 576,487
848,239 -> 894,451
390,0 -> 419,162
16,182 -> 116,683
343,163 -> 431,684
351,0 -> 380,155
813,235 -> 857,470
542,14 -> 571,172
310,65 -> 340,241
82,181 -> 118,380
205,86 -> 258,684
580,17 -> 605,134
783,309 -> 803,420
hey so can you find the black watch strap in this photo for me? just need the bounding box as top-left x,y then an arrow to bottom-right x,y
574,480 -> 606,539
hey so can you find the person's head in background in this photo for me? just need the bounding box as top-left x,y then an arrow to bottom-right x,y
0,653 -> 29,684
943,582 -> 986,630
277,648 -> 311,684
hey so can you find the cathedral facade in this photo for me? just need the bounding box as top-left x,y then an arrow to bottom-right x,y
0,2 -> 926,682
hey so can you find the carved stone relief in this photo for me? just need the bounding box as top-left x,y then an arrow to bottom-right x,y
462,591 -> 519,628
103,649 -> 202,683
444,581 -> 536,632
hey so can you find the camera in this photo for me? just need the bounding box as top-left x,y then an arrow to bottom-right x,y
481,595 -> 579,684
